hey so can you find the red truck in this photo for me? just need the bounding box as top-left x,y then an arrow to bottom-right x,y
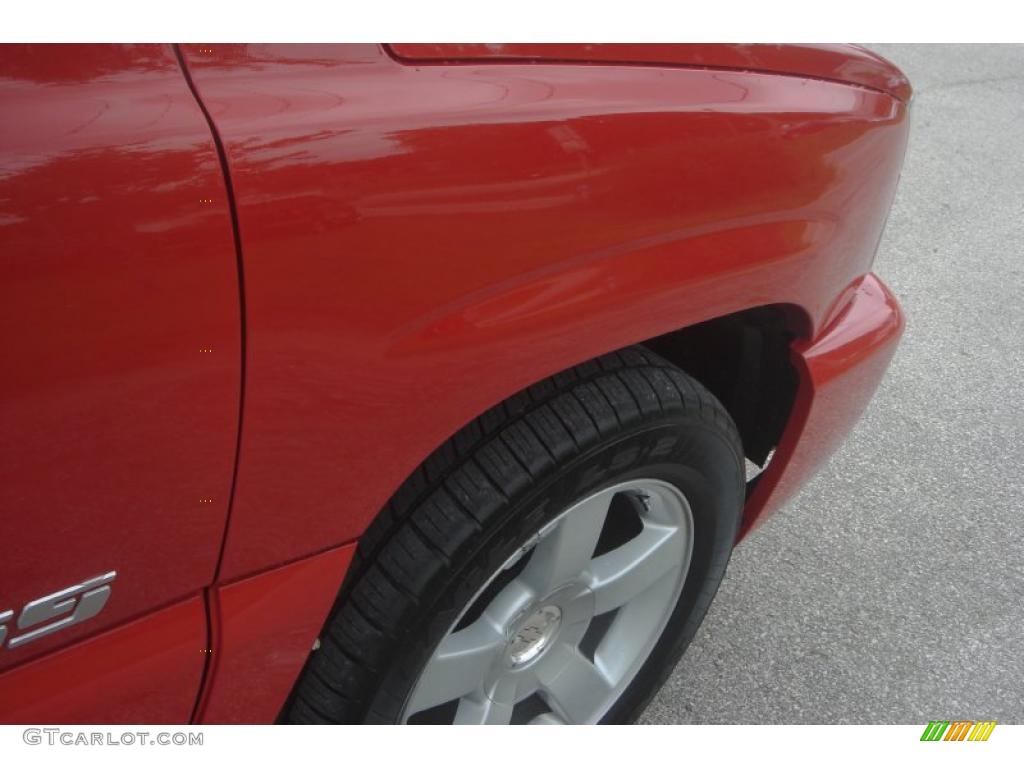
0,43 -> 908,724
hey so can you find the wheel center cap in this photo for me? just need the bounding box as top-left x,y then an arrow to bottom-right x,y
507,604 -> 562,666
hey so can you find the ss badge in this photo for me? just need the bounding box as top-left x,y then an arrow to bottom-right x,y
0,571 -> 116,649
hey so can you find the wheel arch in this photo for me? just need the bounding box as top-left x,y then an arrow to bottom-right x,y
641,303 -> 807,470
349,299 -> 812,557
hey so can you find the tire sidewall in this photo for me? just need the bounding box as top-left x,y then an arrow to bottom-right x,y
374,413 -> 744,724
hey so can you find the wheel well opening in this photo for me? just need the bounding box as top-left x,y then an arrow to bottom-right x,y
641,305 -> 802,473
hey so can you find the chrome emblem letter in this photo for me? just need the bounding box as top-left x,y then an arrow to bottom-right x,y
6,572 -> 116,649
0,609 -> 12,646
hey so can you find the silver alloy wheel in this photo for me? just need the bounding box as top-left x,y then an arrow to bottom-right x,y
401,478 -> 694,724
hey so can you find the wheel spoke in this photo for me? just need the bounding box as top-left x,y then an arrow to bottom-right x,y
560,585 -> 596,628
481,577 -> 536,629
523,490 -> 612,594
529,712 -> 567,725
405,620 -> 504,716
453,677 -> 516,725
587,524 -> 683,615
537,644 -> 613,723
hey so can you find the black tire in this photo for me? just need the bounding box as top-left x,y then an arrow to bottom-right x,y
284,346 -> 745,724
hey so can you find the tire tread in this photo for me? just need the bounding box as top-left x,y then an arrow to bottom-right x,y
285,345 -> 741,723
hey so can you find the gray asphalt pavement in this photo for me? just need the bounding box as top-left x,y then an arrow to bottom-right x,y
641,44 -> 1024,724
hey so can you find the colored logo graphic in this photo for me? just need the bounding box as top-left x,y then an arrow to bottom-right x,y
920,721 -> 997,741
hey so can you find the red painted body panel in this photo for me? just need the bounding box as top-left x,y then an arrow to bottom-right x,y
196,543 -> 355,724
179,44 -> 908,584
0,45 -> 239,671
388,43 -> 912,103
0,44 -> 909,723
741,273 -> 904,537
0,596 -> 205,723
190,271 -> 904,722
